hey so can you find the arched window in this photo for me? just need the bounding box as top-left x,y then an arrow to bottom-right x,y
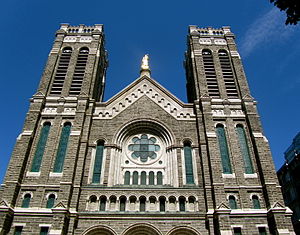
109,196 -> 116,210
157,171 -> 163,185
218,50 -> 238,98
216,124 -> 232,174
252,195 -> 261,209
120,196 -> 126,211
50,47 -> 72,95
133,171 -> 138,185
31,122 -> 51,172
139,196 -> 146,212
21,193 -> 31,208
159,196 -> 166,212
53,122 -> 71,173
141,171 -> 146,185
129,196 -> 137,204
92,141 -> 105,183
202,49 -> 220,98
100,196 -> 106,211
149,171 -> 154,185
46,194 -> 56,208
69,47 -> 89,95
124,171 -> 130,185
229,195 -> 237,209
184,142 -> 194,184
179,196 -> 186,212
236,125 -> 254,174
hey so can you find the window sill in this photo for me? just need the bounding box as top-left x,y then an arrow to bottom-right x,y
222,173 -> 235,178
49,172 -> 63,177
244,173 -> 257,178
26,171 -> 41,177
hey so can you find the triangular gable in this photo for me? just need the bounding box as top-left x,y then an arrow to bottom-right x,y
93,76 -> 195,120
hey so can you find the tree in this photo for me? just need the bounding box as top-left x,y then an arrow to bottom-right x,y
270,0 -> 300,25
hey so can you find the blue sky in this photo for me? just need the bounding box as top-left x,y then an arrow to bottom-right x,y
0,0 -> 299,183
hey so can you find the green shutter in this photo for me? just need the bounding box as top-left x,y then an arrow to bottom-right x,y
46,195 -> 55,208
141,171 -> 146,185
92,142 -> 104,183
53,123 -> 71,173
229,196 -> 237,209
149,171 -> 154,185
157,171 -> 163,185
252,196 -> 261,209
236,126 -> 254,174
21,194 -> 31,208
124,171 -> 130,185
216,126 -> 232,174
31,123 -> 51,172
184,145 -> 194,184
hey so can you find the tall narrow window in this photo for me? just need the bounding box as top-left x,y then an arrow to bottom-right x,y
40,227 -> 49,235
46,194 -> 56,208
30,122 -> 51,172
53,122 -> 71,173
100,196 -> 106,211
133,171 -> 138,185
157,171 -> 163,185
229,195 -> 237,209
252,195 -> 261,209
236,125 -> 254,174
92,141 -> 105,183
124,171 -> 130,185
120,196 -> 126,211
21,193 -> 31,208
184,142 -> 194,184
159,196 -> 166,212
216,124 -> 232,174
202,49 -> 220,98
141,171 -> 146,185
14,226 -> 23,235
179,196 -> 186,212
218,50 -> 238,98
149,171 -> 154,185
139,196 -> 146,212
69,47 -> 89,95
50,47 -> 72,95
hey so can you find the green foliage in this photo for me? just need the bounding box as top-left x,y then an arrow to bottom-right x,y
270,0 -> 300,25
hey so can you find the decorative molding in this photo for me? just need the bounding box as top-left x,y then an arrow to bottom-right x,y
217,202 -> 230,210
53,201 -> 66,209
63,36 -> 77,42
212,109 -> 224,116
79,36 -> 92,43
214,39 -> 227,45
42,107 -> 57,115
0,200 -> 9,208
199,39 -> 212,45
230,51 -> 240,58
50,48 -> 59,54
230,110 -> 245,117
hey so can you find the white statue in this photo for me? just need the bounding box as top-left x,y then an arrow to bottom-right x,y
141,54 -> 150,70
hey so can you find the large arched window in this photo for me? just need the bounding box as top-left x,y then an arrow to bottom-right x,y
202,49 -> 220,98
252,195 -> 261,209
46,194 -> 56,209
229,195 -> 237,209
50,47 -> 72,95
236,125 -> 254,174
92,140 -> 105,183
69,47 -> 89,95
53,122 -> 71,173
184,142 -> 194,184
216,124 -> 232,174
218,50 -> 238,98
30,122 -> 51,172
21,193 -> 31,208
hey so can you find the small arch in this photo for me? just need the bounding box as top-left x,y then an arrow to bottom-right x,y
122,223 -> 162,235
218,49 -> 228,56
62,47 -> 72,53
80,47 -> 89,54
89,195 -> 97,203
251,195 -> 261,209
179,196 -> 186,212
119,196 -> 126,211
159,196 -> 166,212
100,196 -> 107,211
228,195 -> 238,209
202,49 -> 212,55
167,226 -> 201,235
46,194 -> 56,208
139,196 -> 146,212
149,196 -> 156,204
82,225 -> 117,235
129,196 -> 137,203
21,193 -> 32,208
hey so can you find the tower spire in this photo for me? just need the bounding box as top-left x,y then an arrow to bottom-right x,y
140,54 -> 151,77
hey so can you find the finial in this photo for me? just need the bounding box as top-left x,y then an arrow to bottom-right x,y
140,54 -> 151,77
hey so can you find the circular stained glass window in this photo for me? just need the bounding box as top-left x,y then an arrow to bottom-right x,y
128,134 -> 160,163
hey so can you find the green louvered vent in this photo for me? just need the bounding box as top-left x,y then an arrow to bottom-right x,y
202,49 -> 220,98
53,123 -> 71,173
69,47 -> 89,95
216,125 -> 233,174
30,122 -> 51,172
184,143 -> 194,184
50,48 -> 72,95
218,50 -> 239,98
92,141 -> 104,183
46,194 -> 55,208
236,125 -> 254,174
21,194 -> 31,208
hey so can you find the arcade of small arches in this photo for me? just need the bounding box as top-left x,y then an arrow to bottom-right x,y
86,195 -> 198,212
82,224 -> 201,235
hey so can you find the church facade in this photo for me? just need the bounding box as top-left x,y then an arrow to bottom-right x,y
0,24 -> 294,234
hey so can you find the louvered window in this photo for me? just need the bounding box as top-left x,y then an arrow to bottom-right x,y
50,48 -> 72,95
92,141 -> 104,183
202,49 -> 220,98
184,142 -> 194,184
69,48 -> 89,95
218,50 -> 238,98
236,125 -> 254,174
30,122 -> 51,172
53,122 -> 71,173
216,124 -> 232,174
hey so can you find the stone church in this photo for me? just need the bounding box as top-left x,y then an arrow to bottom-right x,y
0,24 -> 295,234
